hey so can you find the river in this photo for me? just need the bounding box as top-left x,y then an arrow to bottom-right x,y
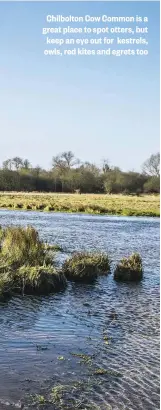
0,210 -> 159,410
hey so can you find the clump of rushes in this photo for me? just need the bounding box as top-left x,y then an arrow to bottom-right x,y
0,226 -> 67,298
114,253 -> 143,282
15,266 -> 67,295
0,273 -> 13,299
1,226 -> 46,267
62,252 -> 110,282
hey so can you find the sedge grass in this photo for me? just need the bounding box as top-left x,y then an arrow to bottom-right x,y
62,252 -> 111,282
0,226 -> 67,298
114,253 -> 143,282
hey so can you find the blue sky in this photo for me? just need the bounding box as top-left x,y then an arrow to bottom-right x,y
0,1 -> 159,171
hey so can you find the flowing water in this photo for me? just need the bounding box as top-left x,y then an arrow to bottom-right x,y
0,210 -> 160,410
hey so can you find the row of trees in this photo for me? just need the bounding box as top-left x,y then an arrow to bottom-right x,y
0,152 -> 160,194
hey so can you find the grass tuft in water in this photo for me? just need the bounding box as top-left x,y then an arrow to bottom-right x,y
62,252 -> 110,282
0,226 -> 67,298
92,368 -> 108,375
50,385 -> 66,403
114,253 -> 143,282
0,226 -> 47,267
34,394 -> 46,404
71,352 -> 93,365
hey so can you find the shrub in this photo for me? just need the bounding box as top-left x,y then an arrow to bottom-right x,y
114,253 -> 143,282
62,252 -> 110,282
143,176 -> 160,194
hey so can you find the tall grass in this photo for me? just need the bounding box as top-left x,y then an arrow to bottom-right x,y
114,253 -> 143,282
62,252 -> 111,282
1,226 -> 47,267
0,226 -> 67,297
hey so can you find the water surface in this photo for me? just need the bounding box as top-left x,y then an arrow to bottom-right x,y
0,210 -> 159,409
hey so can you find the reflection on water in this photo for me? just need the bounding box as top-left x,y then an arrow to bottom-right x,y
0,210 -> 160,409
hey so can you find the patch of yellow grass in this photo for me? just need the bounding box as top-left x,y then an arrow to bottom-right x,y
0,193 -> 159,216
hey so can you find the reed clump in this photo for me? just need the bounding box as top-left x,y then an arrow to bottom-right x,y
114,253 -> 143,282
62,252 -> 110,282
0,226 -> 67,298
15,265 -> 67,295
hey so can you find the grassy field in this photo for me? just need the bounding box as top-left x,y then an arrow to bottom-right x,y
0,192 -> 159,217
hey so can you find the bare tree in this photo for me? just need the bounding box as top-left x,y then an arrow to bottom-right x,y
61,151 -> 77,168
2,159 -> 13,170
23,159 -> 31,170
52,155 -> 67,171
33,166 -> 42,177
142,153 -> 160,177
102,159 -> 110,173
52,151 -> 79,170
52,152 -> 80,193
12,157 -> 23,170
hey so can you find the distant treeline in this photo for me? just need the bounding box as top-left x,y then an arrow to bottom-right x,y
0,152 -> 160,194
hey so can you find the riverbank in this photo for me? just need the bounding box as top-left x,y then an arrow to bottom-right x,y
0,193 -> 159,217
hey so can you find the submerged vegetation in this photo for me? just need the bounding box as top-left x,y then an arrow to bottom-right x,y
62,252 -> 111,282
114,253 -> 143,282
25,349 -> 122,409
26,340 -> 123,409
0,226 -> 66,298
0,192 -> 159,217
29,380 -> 104,409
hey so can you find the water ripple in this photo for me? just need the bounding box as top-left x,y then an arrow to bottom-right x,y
0,210 -> 159,409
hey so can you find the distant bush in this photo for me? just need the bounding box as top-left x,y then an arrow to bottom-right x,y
0,152 -> 159,195
103,171 -> 147,194
62,252 -> 110,282
114,253 -> 143,282
143,176 -> 160,194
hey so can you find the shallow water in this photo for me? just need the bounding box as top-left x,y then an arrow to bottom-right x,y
0,210 -> 160,410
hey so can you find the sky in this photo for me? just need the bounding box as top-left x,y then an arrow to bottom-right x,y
0,1 -> 160,171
